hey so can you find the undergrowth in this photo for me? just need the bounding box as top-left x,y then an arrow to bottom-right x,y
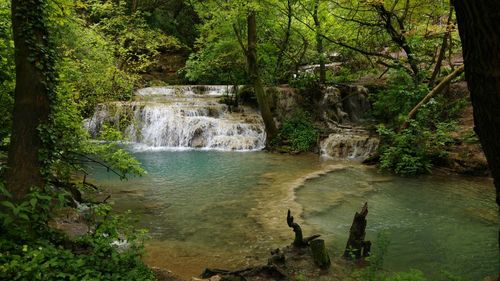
0,184 -> 154,281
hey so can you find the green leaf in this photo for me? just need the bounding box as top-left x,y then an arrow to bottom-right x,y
1,200 -> 16,210
18,213 -> 29,220
29,198 -> 38,208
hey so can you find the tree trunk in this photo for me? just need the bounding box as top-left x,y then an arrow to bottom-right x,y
6,0 -> 52,202
130,0 -> 138,14
274,0 -> 293,82
343,202 -> 370,259
313,0 -> 326,84
310,239 -> 331,269
247,11 -> 278,144
428,5 -> 454,87
287,209 -> 306,247
453,0 -> 500,209
454,2 -> 500,268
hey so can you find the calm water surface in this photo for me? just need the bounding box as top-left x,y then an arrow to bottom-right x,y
89,150 -> 499,280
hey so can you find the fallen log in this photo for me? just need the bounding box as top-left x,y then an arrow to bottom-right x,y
200,265 -> 287,281
343,202 -> 371,260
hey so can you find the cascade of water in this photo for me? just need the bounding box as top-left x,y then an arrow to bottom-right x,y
320,129 -> 379,160
85,86 -> 266,151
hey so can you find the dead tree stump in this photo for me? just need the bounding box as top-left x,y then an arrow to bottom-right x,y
343,202 -> 371,259
310,239 -> 331,269
287,209 -> 307,248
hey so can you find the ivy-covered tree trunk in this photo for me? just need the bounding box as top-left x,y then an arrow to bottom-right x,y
6,0 -> 53,202
247,11 -> 278,144
453,0 -> 500,209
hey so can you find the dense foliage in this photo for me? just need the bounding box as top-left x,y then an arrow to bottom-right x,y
178,0 -> 469,175
0,0 -> 14,152
0,0 -> 467,174
275,110 -> 319,152
370,70 -> 465,175
183,0 -> 458,84
0,185 -> 154,281
0,0 -> 151,279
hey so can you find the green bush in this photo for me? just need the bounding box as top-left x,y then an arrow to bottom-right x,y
0,185 -> 154,281
377,121 -> 455,176
276,110 -> 319,152
371,70 -> 429,126
288,72 -> 319,91
372,70 -> 464,176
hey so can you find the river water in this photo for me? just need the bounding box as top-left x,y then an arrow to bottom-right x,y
88,150 -> 499,280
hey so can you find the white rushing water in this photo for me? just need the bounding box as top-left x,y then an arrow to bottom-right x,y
320,128 -> 379,160
85,86 -> 266,151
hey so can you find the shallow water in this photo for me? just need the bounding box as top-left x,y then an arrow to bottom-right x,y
296,167 -> 499,280
89,150 -> 499,280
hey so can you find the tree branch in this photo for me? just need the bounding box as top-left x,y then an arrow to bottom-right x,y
399,64 -> 465,131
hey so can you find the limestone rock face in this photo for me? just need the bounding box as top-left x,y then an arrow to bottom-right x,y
269,85 -> 377,160
320,86 -> 347,124
341,85 -> 371,123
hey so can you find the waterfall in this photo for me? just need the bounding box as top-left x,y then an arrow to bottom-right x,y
320,129 -> 379,161
85,86 -> 266,151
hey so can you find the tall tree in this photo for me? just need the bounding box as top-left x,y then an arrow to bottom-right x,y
6,0 -> 54,201
453,0 -> 500,209
312,0 -> 325,84
246,10 -> 278,144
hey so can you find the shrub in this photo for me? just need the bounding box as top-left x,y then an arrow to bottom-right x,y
0,185 -> 154,281
371,70 -> 429,126
372,69 -> 465,175
288,72 -> 319,91
276,110 -> 319,152
377,121 -> 456,176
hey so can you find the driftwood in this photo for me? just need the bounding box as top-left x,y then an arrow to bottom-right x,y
268,248 -> 285,265
201,265 -> 287,281
343,202 -> 371,259
287,209 -> 320,248
310,239 -> 331,269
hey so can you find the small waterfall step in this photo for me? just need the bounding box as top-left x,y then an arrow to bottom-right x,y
320,127 -> 379,161
85,86 -> 265,151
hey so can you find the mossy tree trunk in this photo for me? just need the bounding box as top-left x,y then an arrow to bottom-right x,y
247,11 -> 278,145
310,239 -> 331,269
6,0 -> 53,202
